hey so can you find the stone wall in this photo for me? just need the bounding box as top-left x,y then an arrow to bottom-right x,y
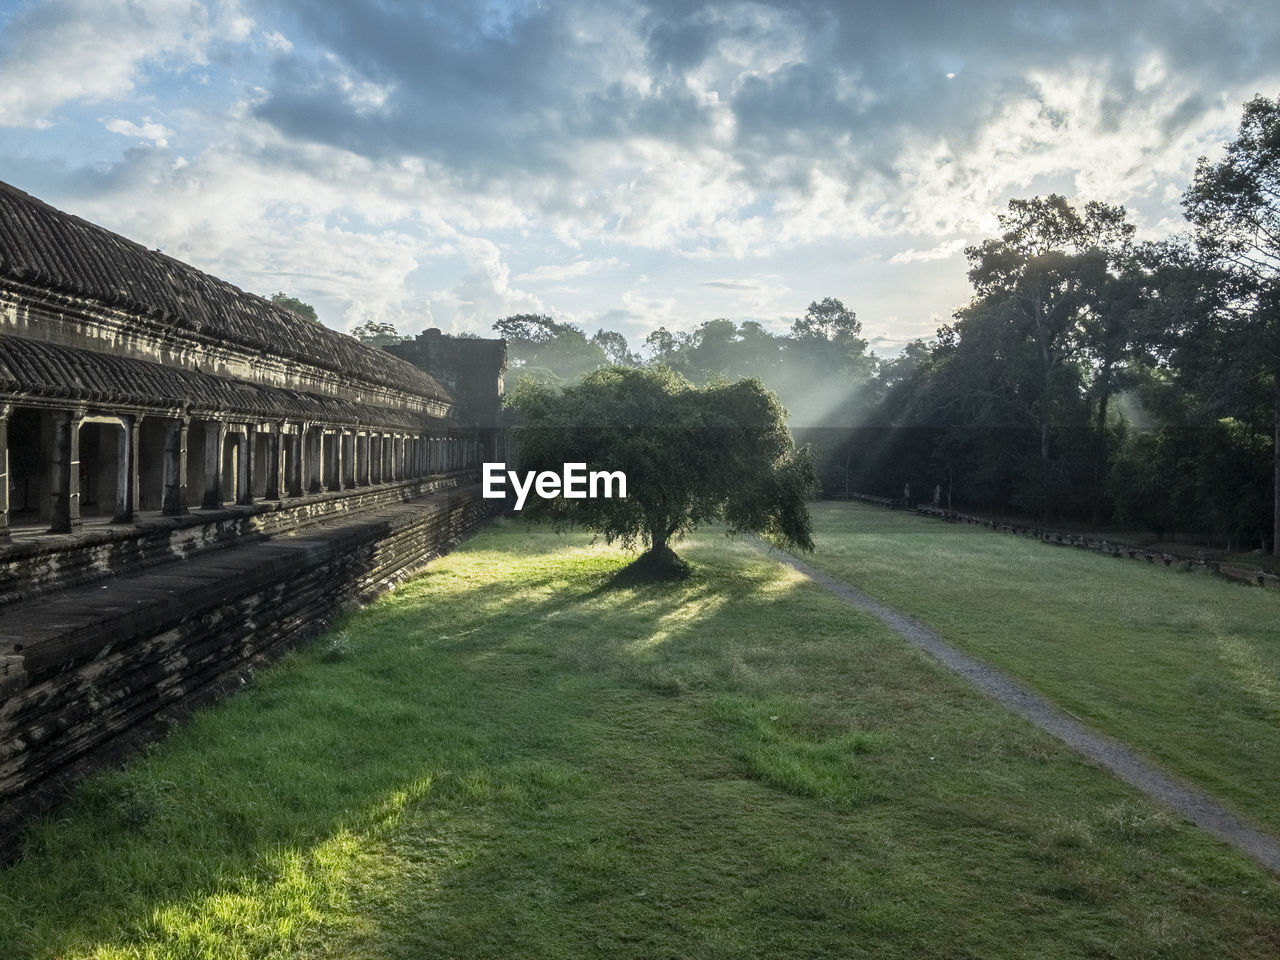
0,470 -> 477,607
0,485 -> 498,859
386,328 -> 506,425
908,501 -> 1280,589
0,179 -> 509,858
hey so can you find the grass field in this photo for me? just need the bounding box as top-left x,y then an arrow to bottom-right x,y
3,519 -> 1280,958
802,501 -> 1280,838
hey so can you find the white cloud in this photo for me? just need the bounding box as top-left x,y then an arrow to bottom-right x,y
620,289 -> 679,327
0,0 -> 242,127
262,29 -> 292,53
889,238 -> 968,264
434,235 -> 546,331
513,257 -> 622,283
7,0 -> 1280,351
103,116 -> 174,147
60,119 -> 466,334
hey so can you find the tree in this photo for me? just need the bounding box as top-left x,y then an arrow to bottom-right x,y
506,365 -> 815,578
268,291 -> 319,323
350,320 -> 407,347
643,326 -> 693,373
591,328 -> 639,366
964,195 -> 1135,471
494,314 -> 607,385
1183,93 -> 1280,553
782,298 -> 876,431
790,296 -> 862,345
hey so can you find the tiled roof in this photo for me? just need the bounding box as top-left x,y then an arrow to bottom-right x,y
0,334 -> 446,431
0,180 -> 449,404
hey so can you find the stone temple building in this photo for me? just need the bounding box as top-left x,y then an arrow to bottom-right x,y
0,180 -> 505,854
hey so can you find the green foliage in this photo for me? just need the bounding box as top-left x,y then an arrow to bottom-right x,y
590,328 -> 639,366
1183,92 -> 1280,553
1184,93 -> 1280,293
963,194 -> 1136,466
349,320 -> 406,347
506,365 -> 815,557
268,291 -> 319,323
639,306 -> 874,432
1108,390 -> 1273,548
493,313 -> 608,386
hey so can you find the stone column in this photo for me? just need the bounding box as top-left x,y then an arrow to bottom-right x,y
300,423 -> 316,493
281,428 -> 294,497
203,420 -> 225,509
266,424 -> 282,500
0,404 -> 10,543
336,430 -> 348,490
310,428 -> 323,493
237,428 -> 253,505
289,425 -> 304,496
114,415 -> 139,522
318,432 -> 331,493
162,417 -> 189,515
49,408 -> 83,533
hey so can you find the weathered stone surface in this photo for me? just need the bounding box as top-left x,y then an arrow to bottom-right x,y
0,486 -> 498,858
0,180 -> 507,858
0,180 -> 450,408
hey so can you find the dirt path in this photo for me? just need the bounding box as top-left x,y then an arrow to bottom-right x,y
761,543 -> 1280,875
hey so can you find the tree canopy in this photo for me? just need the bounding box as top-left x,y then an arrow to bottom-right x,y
1183,93 -> 1280,554
268,291 -> 319,323
493,313 -> 611,386
506,365 -> 815,577
473,94 -> 1280,554
350,320 -> 407,347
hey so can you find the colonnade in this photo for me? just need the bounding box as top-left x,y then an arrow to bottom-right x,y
0,403 -> 485,541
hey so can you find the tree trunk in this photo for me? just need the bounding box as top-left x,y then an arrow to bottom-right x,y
1033,286 -> 1052,466
1273,380 -> 1279,556
1090,360 -> 1114,527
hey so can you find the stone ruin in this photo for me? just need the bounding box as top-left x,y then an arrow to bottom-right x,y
0,180 -> 506,855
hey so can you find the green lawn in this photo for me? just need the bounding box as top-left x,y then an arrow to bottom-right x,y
802,501 -> 1280,838
3,519 -> 1280,958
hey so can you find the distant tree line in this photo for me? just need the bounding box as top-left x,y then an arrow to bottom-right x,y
489,94 -> 1280,555
846,94 -> 1280,555
295,95 -> 1273,553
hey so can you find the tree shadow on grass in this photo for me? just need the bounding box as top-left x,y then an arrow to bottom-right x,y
0,530 -> 784,959
7,527 -> 1280,958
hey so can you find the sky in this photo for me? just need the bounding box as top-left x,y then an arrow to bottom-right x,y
1,0 -> 1278,356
